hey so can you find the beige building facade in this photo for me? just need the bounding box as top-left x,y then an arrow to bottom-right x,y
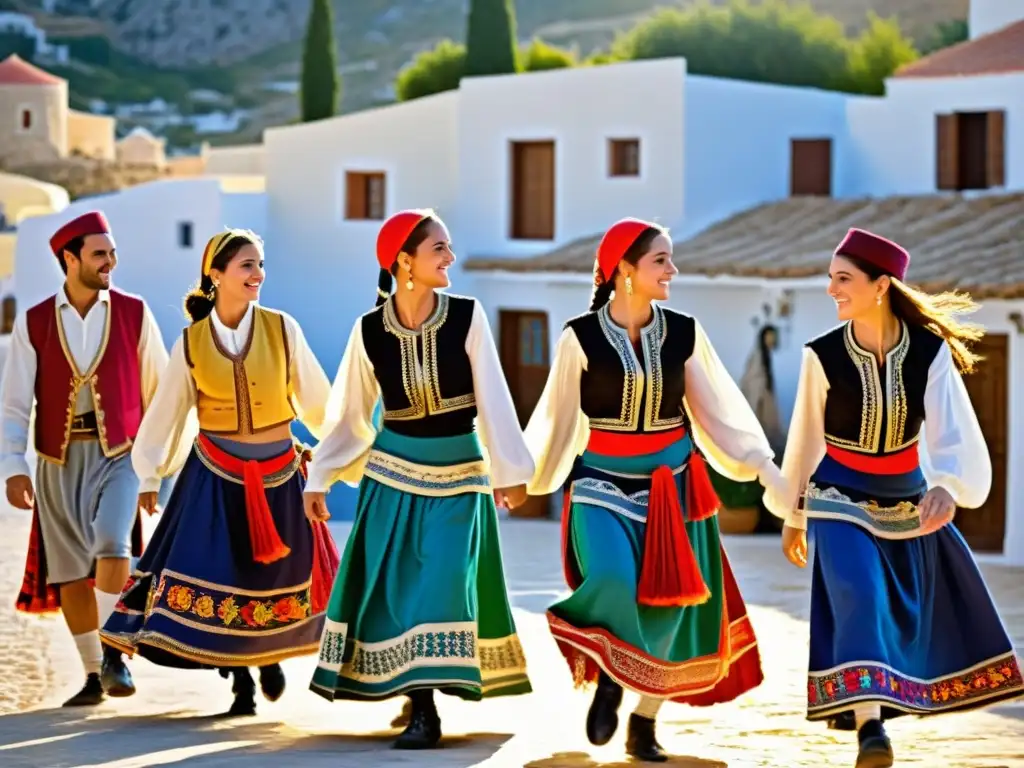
67,109 -> 116,160
0,55 -> 67,165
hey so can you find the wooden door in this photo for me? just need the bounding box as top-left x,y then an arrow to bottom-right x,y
955,333 -> 1008,551
510,141 -> 555,240
790,138 -> 832,196
498,310 -> 552,518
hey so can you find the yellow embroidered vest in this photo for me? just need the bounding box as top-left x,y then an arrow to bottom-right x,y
184,306 -> 296,435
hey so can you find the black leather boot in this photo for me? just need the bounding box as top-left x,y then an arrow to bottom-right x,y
856,719 -> 894,768
258,663 -> 286,702
100,646 -> 135,697
625,713 -> 668,762
393,690 -> 442,749
586,671 -> 623,746
62,673 -> 105,707
226,667 -> 257,716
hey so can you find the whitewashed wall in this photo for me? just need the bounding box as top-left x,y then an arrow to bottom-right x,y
681,76 -> 855,238
969,0 -> 1024,37
262,91 -> 460,374
12,178 -> 257,344
456,59 -> 686,260
845,73 -> 1024,197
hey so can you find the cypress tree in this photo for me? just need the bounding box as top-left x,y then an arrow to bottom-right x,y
300,0 -> 340,122
464,0 -> 519,78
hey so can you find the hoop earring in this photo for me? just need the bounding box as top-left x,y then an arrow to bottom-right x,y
625,276 -> 633,296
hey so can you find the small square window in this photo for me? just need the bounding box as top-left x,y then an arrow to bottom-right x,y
178,221 -> 193,248
609,139 -> 640,177
345,171 -> 387,220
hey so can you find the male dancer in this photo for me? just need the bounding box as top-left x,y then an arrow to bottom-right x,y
2,211 -> 168,705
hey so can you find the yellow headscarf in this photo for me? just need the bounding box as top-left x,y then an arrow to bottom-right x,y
200,228 -> 263,277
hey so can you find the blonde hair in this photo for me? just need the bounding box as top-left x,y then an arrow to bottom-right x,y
889,278 -> 984,374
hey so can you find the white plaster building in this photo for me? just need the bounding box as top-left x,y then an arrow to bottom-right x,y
10,0 -> 1023,555
13,176 -> 266,343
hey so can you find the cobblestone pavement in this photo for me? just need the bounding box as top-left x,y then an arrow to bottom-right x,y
0,512 -> 1021,767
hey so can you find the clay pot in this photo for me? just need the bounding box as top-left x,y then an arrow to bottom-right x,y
718,506 -> 759,535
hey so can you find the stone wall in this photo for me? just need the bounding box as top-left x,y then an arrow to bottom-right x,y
4,156 -> 166,200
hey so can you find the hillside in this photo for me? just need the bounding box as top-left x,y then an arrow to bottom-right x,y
11,0 -> 969,144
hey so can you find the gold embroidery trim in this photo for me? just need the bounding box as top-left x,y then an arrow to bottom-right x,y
592,304 -> 682,432
834,322 -> 912,454
381,294 -> 475,420
209,313 -> 257,435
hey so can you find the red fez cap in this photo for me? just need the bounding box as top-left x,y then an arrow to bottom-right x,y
376,209 -> 433,271
834,228 -> 909,281
596,218 -> 659,282
49,211 -> 111,260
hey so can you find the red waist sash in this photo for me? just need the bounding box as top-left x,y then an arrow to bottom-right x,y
196,434 -> 339,614
825,441 -> 919,475
581,427 -> 722,608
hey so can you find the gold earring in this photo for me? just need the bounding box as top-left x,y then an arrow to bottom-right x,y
625,275 -> 633,296
405,277 -> 414,291
876,296 -> 882,306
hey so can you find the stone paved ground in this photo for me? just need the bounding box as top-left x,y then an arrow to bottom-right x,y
0,511 -> 1022,767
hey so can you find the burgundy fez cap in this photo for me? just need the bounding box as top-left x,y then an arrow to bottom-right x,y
49,211 -> 111,260
834,228 -> 909,281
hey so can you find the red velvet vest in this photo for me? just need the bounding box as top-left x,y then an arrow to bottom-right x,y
26,289 -> 145,464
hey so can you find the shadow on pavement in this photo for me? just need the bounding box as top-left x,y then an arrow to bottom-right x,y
524,751 -> 727,767
0,706 -> 512,766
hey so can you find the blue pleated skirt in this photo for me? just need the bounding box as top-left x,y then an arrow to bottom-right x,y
804,452 -> 1024,723
101,435 -> 325,668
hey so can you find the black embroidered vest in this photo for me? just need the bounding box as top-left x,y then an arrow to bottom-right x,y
361,293 -> 477,438
566,304 -> 696,434
807,322 -> 943,456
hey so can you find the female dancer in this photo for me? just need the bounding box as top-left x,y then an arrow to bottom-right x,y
101,228 -> 339,715
524,218 -> 786,762
304,209 -> 534,750
764,228 -> 1024,768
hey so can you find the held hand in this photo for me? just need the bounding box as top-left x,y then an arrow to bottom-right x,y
493,484 -> 528,510
917,487 -> 956,535
5,474 -> 34,510
781,525 -> 808,568
304,491 -> 330,523
137,492 -> 160,516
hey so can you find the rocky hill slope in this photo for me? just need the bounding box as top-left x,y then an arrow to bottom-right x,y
9,0 -> 969,142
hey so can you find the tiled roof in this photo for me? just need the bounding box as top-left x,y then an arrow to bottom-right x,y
894,19 -> 1024,78
0,55 -> 64,86
463,193 -> 1024,298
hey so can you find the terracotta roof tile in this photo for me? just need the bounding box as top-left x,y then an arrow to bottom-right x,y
894,19 -> 1024,78
0,54 -> 64,86
463,193 -> 1024,299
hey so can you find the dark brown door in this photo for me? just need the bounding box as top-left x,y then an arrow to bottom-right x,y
955,333 -> 1008,552
790,138 -> 832,196
510,141 -> 555,240
499,310 -> 551,518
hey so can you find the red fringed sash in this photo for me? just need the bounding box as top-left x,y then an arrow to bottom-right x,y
198,436 -> 339,614
580,428 -> 722,608
297,449 -> 340,615
199,433 -> 293,565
